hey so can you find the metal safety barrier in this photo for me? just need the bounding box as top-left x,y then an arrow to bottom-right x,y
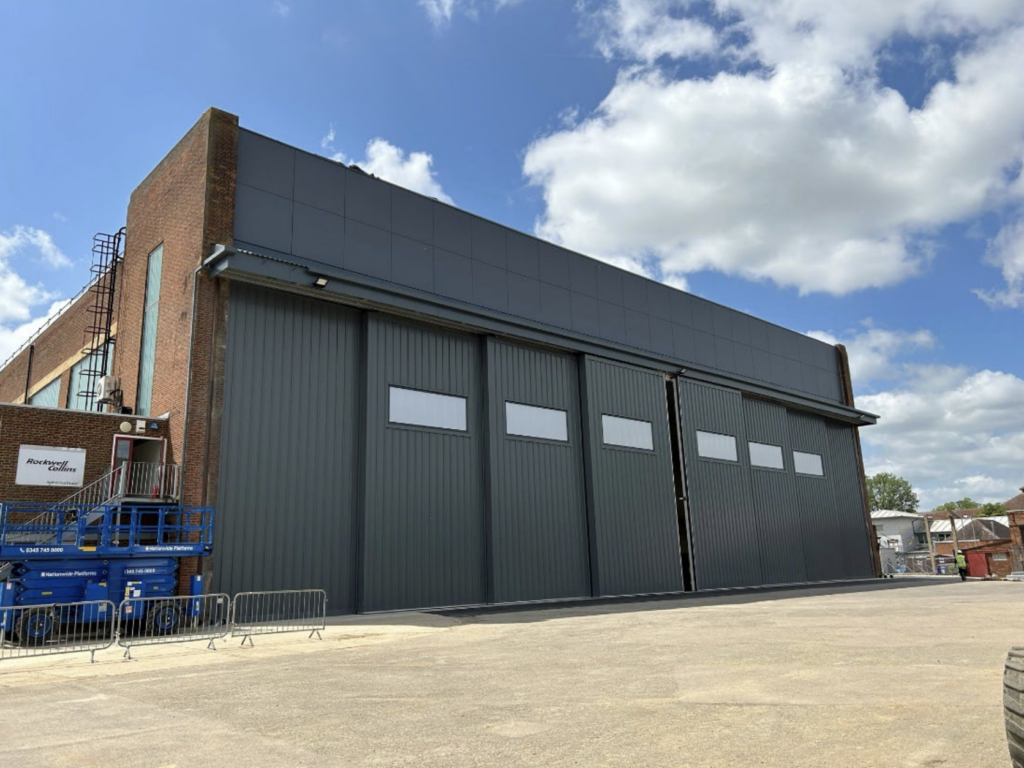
230,589 -> 327,646
0,600 -> 116,663
116,593 -> 230,659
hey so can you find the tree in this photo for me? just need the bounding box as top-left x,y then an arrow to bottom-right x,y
935,498 -> 979,512
866,472 -> 919,512
979,502 -> 1007,517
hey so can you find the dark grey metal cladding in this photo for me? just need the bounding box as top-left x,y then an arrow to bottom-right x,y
485,339 -> 591,603
676,380 -> 762,590
786,410 -> 847,582
233,128 -> 845,404
580,356 -> 683,596
742,398 -> 808,585
215,282 -> 361,611
361,315 -> 486,611
824,421 -> 875,579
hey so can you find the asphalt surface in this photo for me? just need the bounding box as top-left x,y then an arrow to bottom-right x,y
0,578 -> 1020,767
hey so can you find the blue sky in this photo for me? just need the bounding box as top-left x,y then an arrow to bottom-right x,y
1,0 -> 1022,508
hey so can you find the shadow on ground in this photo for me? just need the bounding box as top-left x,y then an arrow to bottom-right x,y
327,576 -> 963,628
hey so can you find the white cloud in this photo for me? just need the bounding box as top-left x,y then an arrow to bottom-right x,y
320,128 -> 453,204
273,1 -> 290,18
522,1 -> 1024,295
975,218 -> 1024,309
0,225 -> 72,270
359,139 -> 454,204
807,323 -> 935,387
816,321 -> 1024,509
583,0 -> 718,62
420,0 -> 470,27
717,0 -> 1024,70
418,0 -> 522,28
0,226 -> 72,362
0,299 -> 73,364
321,124 -> 336,151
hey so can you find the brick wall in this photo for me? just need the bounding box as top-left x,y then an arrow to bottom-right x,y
1010,512 -> 1024,573
116,107 -> 238,591
0,403 -> 169,504
0,108 -> 238,593
118,109 -> 237,455
0,271 -> 122,406
0,347 -> 30,405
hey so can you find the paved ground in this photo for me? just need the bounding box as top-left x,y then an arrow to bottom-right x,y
1,578 -> 1021,767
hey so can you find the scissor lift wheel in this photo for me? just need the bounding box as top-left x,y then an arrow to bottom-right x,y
145,601 -> 182,636
15,607 -> 55,646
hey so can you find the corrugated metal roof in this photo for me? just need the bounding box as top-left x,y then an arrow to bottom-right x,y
930,516 -> 1009,534
871,510 -> 922,519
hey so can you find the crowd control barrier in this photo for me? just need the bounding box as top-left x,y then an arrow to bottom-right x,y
116,593 -> 231,659
0,600 -> 117,663
230,589 -> 327,646
1,589 -> 327,664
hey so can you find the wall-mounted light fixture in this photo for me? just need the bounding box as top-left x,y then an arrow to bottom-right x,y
313,276 -> 329,288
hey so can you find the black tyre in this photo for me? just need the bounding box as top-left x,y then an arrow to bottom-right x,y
1007,648 -> 1024,768
144,601 -> 182,636
14,608 -> 55,646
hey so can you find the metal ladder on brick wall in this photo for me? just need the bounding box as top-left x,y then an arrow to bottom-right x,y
76,229 -> 125,410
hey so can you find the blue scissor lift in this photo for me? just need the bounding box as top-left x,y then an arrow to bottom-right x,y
0,501 -> 214,645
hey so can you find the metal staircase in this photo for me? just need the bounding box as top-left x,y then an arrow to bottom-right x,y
0,462 -> 180,548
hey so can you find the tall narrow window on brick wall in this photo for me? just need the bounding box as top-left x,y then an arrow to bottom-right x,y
136,244 -> 163,416
28,378 -> 60,408
68,341 -> 115,412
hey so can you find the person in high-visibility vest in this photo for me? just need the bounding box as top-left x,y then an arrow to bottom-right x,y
956,550 -> 967,581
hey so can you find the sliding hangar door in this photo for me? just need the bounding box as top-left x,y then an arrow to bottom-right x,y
213,283 -> 872,611
677,379 -> 875,590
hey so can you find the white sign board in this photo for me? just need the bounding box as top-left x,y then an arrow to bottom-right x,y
15,445 -> 87,488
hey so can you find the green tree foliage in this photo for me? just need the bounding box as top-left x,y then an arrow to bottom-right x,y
979,502 -> 1007,517
865,472 -> 919,512
935,497 -> 979,512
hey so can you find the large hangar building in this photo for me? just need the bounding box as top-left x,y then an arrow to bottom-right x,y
0,109 -> 881,612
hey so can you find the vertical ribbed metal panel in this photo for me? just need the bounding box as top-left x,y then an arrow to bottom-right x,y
580,356 -> 683,596
676,380 -> 762,589
741,398 -> 808,585
486,339 -> 591,603
825,420 -> 875,579
215,282 -> 361,611
786,410 -> 846,581
362,315 -> 486,611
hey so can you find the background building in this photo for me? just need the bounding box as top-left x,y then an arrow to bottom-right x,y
0,109 -> 880,612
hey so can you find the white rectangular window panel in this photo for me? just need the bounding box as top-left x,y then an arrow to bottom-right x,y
749,441 -> 784,469
696,431 -> 738,461
794,451 -> 824,476
389,386 -> 467,431
601,415 -> 654,450
505,402 -> 568,442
